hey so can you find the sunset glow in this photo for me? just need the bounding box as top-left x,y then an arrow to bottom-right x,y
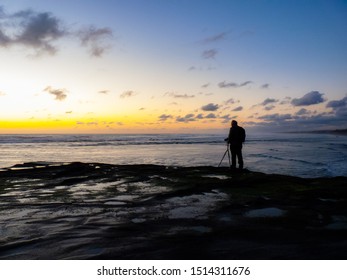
1,0 -> 346,133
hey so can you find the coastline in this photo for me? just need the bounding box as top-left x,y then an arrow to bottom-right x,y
0,162 -> 346,260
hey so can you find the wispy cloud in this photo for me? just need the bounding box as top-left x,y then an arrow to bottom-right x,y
165,92 -> 195,98
98,90 -> 109,94
44,86 -> 68,101
232,106 -> 243,112
176,114 -> 196,123
77,26 -> 113,57
202,48 -> 218,59
218,80 -> 252,88
120,90 -> 136,98
158,114 -> 173,121
200,31 -> 229,44
260,83 -> 270,89
291,91 -> 325,106
280,96 -> 292,105
76,121 -> 99,126
224,98 -> 238,105
221,114 -> 232,123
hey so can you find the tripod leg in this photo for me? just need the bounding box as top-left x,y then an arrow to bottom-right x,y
218,149 -> 228,167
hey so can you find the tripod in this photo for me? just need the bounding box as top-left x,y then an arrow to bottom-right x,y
218,145 -> 231,167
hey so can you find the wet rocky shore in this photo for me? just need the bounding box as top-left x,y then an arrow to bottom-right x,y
0,162 -> 346,259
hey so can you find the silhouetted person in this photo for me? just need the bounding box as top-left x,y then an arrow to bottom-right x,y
225,120 -> 246,169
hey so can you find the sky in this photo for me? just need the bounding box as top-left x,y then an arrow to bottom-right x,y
0,0 -> 346,134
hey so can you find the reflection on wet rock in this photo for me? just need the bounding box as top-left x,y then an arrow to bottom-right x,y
0,162 -> 346,259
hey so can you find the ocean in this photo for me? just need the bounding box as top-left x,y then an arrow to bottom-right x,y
0,133 -> 346,178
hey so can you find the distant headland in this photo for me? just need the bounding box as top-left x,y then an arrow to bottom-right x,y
288,129 -> 347,136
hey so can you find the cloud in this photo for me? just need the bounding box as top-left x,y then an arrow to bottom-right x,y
0,8 -> 66,55
0,91 -> 6,96
335,107 -> 347,117
0,6 -> 113,57
44,86 -> 68,101
77,25 -> 113,57
326,96 -> 347,109
176,114 -> 196,123
120,90 -> 136,98
187,65 -> 216,72
258,113 -> 292,122
252,111 -> 347,132
205,113 -> 217,119
219,81 -> 237,88
240,81 -> 253,87
0,28 -> 10,47
326,96 -> 347,117
218,80 -> 252,88
224,98 -> 238,105
202,49 -> 218,59
98,90 -> 109,94
158,114 -> 173,121
264,105 -> 275,111
232,106 -> 243,112
260,83 -> 270,89
239,81 -> 253,87
201,83 -> 210,88
86,121 -> 98,126
261,98 -> 278,106
165,92 -> 195,98
296,108 -> 311,115
279,96 -> 292,105
193,113 -> 219,120
291,91 -> 325,106
250,96 -> 347,131
201,103 -> 219,111
200,31 -> 229,44
221,114 -> 232,123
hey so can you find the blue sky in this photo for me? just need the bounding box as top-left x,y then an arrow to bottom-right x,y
0,0 -> 346,133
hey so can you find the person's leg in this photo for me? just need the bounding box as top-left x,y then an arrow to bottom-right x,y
230,147 -> 237,168
237,147 -> 243,169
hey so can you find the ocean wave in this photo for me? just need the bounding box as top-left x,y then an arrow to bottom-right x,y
0,133 -> 346,178
0,134 -> 224,146
248,153 -> 325,166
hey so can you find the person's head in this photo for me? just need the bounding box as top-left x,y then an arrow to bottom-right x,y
231,120 -> 238,127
